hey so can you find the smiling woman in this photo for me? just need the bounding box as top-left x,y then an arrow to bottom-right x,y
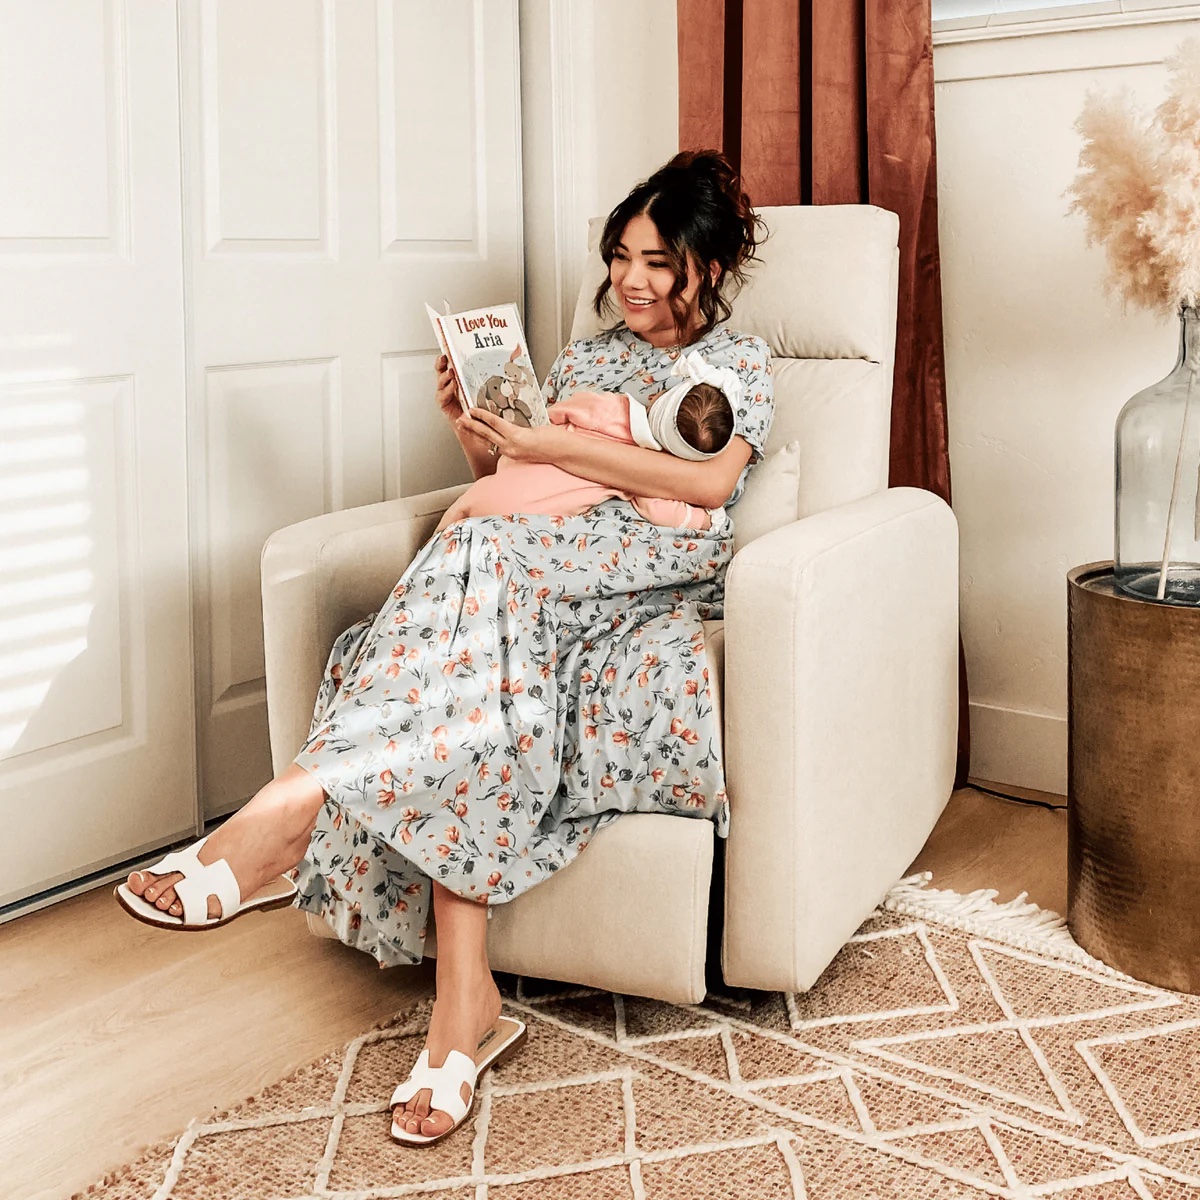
117,148 -> 776,1150
609,214 -> 700,346
595,151 -> 764,349
456,152 -> 771,511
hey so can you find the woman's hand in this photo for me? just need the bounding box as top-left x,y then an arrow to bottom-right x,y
437,355 -> 497,476
456,408 -> 564,464
434,354 -> 464,427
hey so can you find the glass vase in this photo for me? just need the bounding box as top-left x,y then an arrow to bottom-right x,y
1115,304 -> 1200,605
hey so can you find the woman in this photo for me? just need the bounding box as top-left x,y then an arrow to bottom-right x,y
117,150 -> 774,1144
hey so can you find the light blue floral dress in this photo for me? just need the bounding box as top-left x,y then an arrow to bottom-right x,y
291,321 -> 774,966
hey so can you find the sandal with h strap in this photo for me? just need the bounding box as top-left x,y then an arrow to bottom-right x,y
113,836 -> 298,931
390,1015 -> 528,1147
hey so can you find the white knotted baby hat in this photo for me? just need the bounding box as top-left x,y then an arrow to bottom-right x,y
632,349 -> 744,461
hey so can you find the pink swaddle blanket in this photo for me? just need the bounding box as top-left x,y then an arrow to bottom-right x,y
436,389 -> 720,532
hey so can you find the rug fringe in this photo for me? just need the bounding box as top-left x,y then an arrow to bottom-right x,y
883,872 -> 1143,983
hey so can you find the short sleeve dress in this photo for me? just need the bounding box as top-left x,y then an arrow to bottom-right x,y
291,320 -> 775,967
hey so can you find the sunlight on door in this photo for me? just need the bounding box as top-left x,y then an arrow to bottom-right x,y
0,396 -> 100,759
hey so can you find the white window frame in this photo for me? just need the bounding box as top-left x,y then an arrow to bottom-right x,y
933,0 -> 1200,43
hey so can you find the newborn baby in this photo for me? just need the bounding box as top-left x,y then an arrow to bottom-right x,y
436,350 -> 740,533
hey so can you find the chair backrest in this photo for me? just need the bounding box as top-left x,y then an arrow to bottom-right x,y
568,204 -> 900,525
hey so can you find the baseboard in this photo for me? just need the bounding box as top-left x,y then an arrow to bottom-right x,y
0,835 -> 193,925
969,700 -> 1067,797
0,812 -> 228,925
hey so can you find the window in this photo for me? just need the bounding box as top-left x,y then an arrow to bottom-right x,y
934,0 -> 1197,28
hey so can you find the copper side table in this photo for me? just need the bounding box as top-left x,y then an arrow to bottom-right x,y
1068,561 -> 1200,993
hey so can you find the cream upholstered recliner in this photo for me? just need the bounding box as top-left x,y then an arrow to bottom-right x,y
260,205 -> 959,1006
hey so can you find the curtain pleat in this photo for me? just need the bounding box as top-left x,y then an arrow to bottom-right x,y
738,0 -> 801,206
678,0 -> 727,154
863,0 -> 951,503
810,2 -> 866,205
678,0 -> 970,788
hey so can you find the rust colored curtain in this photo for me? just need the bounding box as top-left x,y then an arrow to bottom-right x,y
679,0 -> 970,787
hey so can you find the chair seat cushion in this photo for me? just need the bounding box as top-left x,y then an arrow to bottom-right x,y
427,812 -> 715,1005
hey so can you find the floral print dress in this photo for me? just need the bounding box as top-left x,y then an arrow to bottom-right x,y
291,320 -> 774,967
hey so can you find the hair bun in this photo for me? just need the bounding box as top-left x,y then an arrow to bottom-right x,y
670,150 -> 761,272
674,150 -> 739,193
681,150 -> 732,175
592,148 -> 767,341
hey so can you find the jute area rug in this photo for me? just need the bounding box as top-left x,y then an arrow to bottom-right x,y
76,874 -> 1200,1200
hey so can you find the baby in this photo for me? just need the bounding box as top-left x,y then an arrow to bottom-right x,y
436,351 -> 740,533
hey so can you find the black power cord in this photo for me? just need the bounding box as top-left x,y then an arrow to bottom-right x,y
969,782 -> 1067,812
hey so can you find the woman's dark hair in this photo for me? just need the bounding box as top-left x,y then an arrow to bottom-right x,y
593,150 -> 766,344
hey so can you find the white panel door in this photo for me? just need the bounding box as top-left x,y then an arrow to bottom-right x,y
182,0 -> 525,817
0,0 -> 196,907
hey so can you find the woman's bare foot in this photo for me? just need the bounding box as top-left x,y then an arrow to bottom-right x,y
393,968 -> 504,1139
123,765 -> 325,920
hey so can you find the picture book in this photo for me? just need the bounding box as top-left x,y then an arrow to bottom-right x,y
426,301 -> 550,428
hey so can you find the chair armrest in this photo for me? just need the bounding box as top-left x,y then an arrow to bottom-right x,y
259,483 -> 470,773
721,486 -> 959,992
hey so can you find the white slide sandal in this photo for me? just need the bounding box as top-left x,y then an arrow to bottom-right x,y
113,836 -> 298,932
390,1015 -> 528,1147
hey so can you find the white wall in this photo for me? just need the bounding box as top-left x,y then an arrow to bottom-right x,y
519,0 -> 679,379
935,12 -> 1200,794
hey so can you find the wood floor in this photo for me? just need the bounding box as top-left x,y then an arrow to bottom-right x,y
0,785 -> 1066,1200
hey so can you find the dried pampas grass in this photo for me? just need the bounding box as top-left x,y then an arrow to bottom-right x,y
1066,38 -> 1200,315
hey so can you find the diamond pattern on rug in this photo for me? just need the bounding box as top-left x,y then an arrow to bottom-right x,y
533,991 -> 620,1039
326,1109 -> 474,1190
884,1122 -> 1009,1187
727,1030 -> 830,1081
489,1164 -> 637,1199
485,1077 -> 629,1174
171,1117 -> 331,1200
790,1124 -> 1002,1198
630,1063 -> 784,1153
1143,1172 -> 1200,1198
989,1122 -> 1126,1188
637,1140 -> 800,1200
851,1071 -> 970,1133
342,1030 -> 426,1105
786,924 -> 958,1029
751,1074 -> 864,1132
1078,1020 -> 1200,1148
638,1030 -> 731,1080
622,994 -> 716,1041
707,988 -> 792,1032
72,907 -> 1200,1200
491,1019 -> 626,1087
853,1024 -> 1074,1117
1050,1183 -> 1156,1198
971,942 -> 1171,1022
